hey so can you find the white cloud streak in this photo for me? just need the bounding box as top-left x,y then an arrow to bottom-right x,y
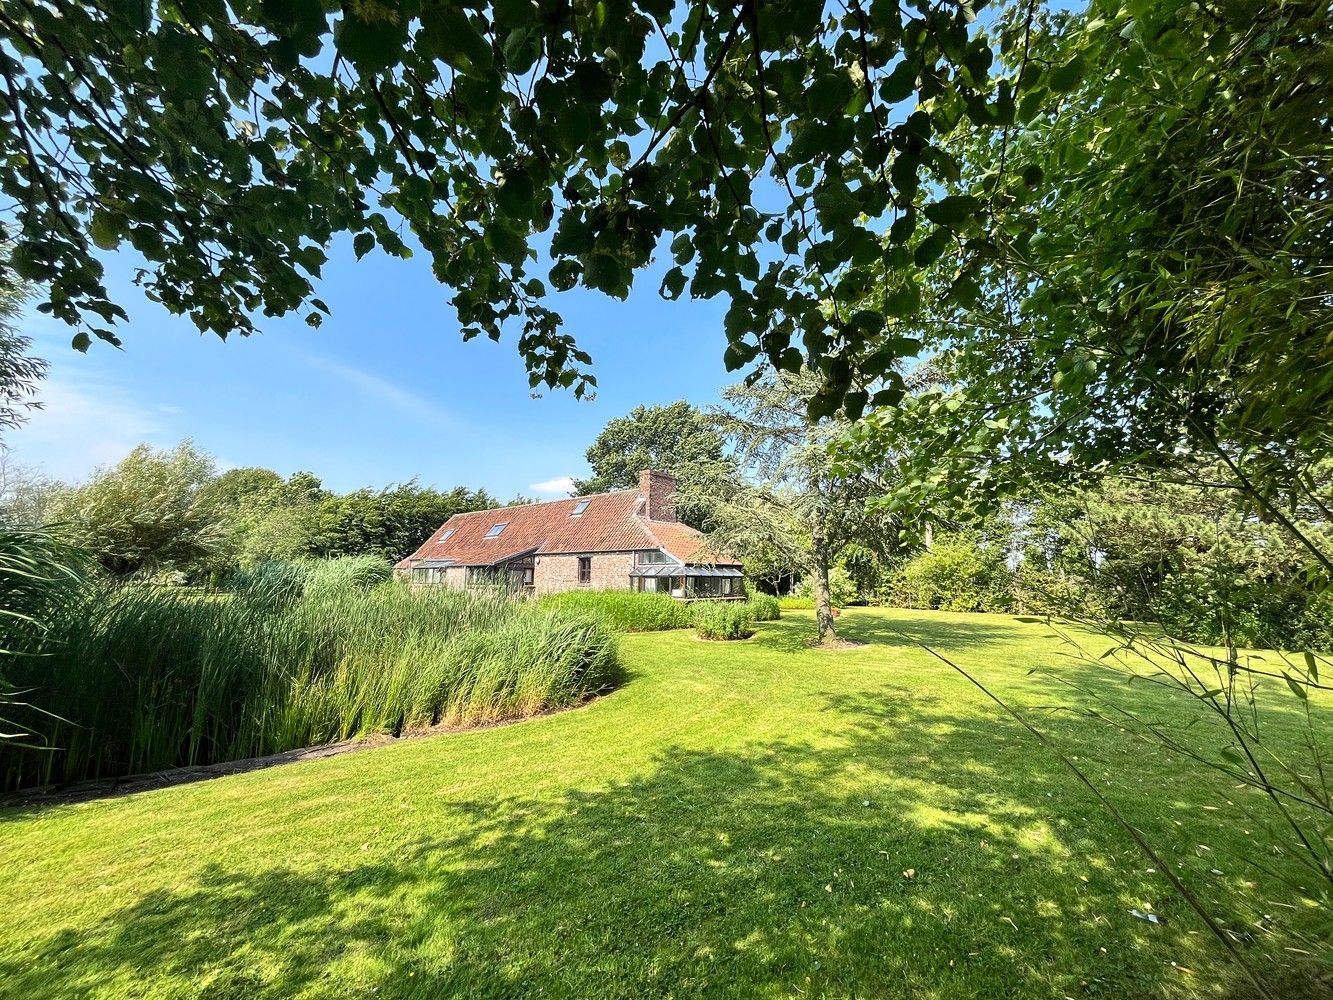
296,352 -> 458,428
529,475 -> 576,496
6,376 -> 170,483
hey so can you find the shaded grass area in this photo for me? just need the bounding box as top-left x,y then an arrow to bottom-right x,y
1,608 -> 1329,999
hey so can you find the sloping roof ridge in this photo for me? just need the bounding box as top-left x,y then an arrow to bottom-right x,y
444,487 -> 636,520
636,518 -> 683,560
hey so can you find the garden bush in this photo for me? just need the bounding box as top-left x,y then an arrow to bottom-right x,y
0,578 -> 619,791
746,593 -> 781,622
537,589 -> 695,632
888,536 -> 1013,613
694,603 -> 756,641
778,595 -> 815,610
793,565 -> 859,607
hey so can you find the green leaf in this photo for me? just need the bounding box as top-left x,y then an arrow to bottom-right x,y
660,266 -> 686,300
334,3 -> 409,74
1282,671 -> 1308,701
71,332 -> 92,352
496,170 -> 535,221
913,228 -> 950,267
89,211 -> 122,251
353,232 -> 375,259
1303,649 -> 1319,681
585,253 -> 627,298
1048,53 -> 1085,94
923,195 -> 981,226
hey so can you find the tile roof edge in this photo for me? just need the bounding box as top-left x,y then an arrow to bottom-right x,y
441,487 -> 638,521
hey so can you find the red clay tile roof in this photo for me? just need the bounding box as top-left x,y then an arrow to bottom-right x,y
399,489 -> 739,568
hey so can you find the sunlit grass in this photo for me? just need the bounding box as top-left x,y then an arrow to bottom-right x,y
0,607 -> 1329,998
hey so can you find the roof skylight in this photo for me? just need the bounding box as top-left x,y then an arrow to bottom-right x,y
484,523 -> 508,539
440,529 -> 455,542
570,499 -> 590,516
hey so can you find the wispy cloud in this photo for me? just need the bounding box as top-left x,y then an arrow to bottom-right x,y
296,352 -> 457,428
529,475 -> 576,497
7,376 -> 170,482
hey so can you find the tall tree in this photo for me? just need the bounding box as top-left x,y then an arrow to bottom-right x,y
684,370 -> 894,644
1,0 -> 1030,412
304,482 -> 497,562
577,401 -> 724,494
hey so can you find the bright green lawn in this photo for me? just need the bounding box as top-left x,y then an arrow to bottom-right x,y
2,608 -> 1329,999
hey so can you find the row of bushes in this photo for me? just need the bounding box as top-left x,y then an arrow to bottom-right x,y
537,590 -> 779,638
1,558 -> 620,791
876,535 -> 1333,650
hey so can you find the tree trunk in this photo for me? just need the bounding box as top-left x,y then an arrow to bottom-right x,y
811,510 -> 838,644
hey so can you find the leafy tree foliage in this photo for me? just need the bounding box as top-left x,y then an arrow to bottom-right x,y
41,443 -> 497,576
576,401 -> 723,492
304,482 -> 497,562
840,0 -> 1333,512
44,441 -> 222,577
0,248 -> 44,435
575,400 -> 725,527
1,0 -> 1023,411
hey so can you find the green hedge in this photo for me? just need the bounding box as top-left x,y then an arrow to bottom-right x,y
537,590 -> 696,632
746,593 -> 781,621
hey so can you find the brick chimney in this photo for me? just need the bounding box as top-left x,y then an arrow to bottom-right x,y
639,469 -> 677,522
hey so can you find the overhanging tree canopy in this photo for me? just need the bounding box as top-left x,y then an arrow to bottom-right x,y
2,0 -> 1021,409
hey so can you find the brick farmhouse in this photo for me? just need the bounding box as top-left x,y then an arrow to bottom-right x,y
395,471 -> 744,599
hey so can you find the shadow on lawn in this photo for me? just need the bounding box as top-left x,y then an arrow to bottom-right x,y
5,683 -> 1326,999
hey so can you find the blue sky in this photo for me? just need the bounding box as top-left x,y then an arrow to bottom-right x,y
8,234 -> 734,500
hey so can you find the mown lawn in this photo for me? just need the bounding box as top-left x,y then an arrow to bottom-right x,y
1,608 -> 1329,999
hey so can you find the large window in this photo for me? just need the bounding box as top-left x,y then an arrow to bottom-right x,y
688,576 -> 737,598
412,567 -> 447,584
578,556 -> 592,584
635,549 -> 674,565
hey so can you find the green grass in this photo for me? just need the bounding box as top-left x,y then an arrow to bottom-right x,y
1,607 -> 1329,999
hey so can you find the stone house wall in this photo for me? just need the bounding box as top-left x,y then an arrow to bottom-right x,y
533,552 -> 636,595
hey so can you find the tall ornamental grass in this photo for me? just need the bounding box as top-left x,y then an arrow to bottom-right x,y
0,570 -> 618,791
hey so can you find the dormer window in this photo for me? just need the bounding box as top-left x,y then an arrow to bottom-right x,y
570,499 -> 590,516
440,529 -> 455,542
484,523 -> 507,539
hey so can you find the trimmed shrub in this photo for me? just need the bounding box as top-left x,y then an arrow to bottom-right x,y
694,602 -> 756,641
537,589 -> 695,632
746,593 -> 781,622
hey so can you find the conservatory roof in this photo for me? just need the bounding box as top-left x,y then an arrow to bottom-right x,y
629,564 -> 744,578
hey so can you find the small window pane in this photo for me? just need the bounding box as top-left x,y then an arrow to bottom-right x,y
578,556 -> 592,584
571,499 -> 590,516
440,529 -> 455,542
485,523 -> 507,538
